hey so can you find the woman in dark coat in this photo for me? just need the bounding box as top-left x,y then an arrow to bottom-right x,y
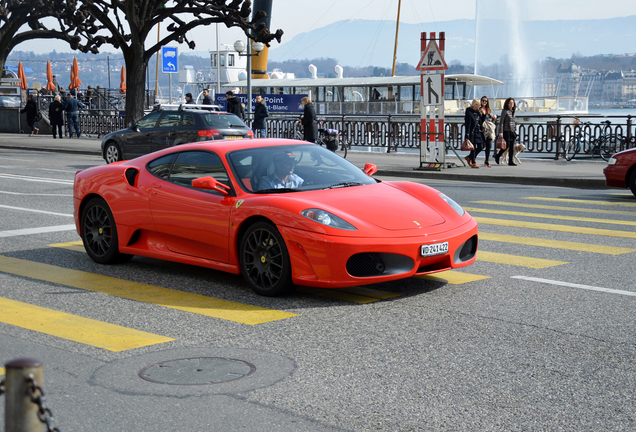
495,97 -> 517,166
463,99 -> 484,168
301,97 -> 317,143
48,95 -> 65,138
21,95 -> 39,136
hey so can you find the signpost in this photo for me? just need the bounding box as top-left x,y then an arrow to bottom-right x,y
416,33 -> 448,170
162,46 -> 178,102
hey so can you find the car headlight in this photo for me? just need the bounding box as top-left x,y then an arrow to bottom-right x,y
301,209 -> 357,230
439,193 -> 465,216
607,157 -> 617,165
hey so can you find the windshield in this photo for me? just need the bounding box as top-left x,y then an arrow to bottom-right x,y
202,113 -> 246,128
227,144 -> 378,193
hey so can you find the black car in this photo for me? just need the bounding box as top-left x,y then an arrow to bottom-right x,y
101,104 -> 253,163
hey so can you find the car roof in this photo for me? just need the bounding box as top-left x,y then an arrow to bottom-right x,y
155,103 -> 222,112
138,138 -> 311,160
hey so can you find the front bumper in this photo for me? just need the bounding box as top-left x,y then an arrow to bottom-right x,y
279,220 -> 478,288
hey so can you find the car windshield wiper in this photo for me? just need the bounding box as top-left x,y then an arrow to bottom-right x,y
254,188 -> 299,194
324,181 -> 364,189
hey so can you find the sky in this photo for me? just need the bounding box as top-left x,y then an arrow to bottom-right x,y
12,0 -> 636,55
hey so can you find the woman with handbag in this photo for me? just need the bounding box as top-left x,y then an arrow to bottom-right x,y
463,99 -> 484,168
495,97 -> 518,166
479,96 -> 496,167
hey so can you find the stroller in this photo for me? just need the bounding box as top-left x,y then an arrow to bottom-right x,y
318,128 -> 340,152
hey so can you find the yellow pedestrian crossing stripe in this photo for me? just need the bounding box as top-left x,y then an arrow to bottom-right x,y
49,240 -> 85,253
471,200 -> 635,216
0,255 -> 297,325
466,207 -> 636,227
477,251 -> 568,268
475,217 -> 636,239
0,367 -> 4,376
417,270 -> 490,284
479,232 -> 635,255
0,297 -> 174,352
523,197 -> 636,207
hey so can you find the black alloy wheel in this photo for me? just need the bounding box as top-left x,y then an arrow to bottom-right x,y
240,222 -> 293,296
81,198 -> 131,264
105,141 -> 122,164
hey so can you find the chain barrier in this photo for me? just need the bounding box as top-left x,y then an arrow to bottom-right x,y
26,374 -> 61,432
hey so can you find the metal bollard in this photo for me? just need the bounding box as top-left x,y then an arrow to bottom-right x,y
4,357 -> 44,432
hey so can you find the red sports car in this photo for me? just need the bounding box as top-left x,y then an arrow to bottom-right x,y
73,139 -> 478,296
604,147 -> 636,197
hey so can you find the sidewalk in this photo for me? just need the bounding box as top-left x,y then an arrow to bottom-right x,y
0,133 -> 611,189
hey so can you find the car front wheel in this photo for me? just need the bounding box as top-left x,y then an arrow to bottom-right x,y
239,222 -> 294,296
81,198 -> 132,264
104,141 -> 122,164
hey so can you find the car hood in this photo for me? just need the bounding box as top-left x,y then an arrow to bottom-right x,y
282,182 -> 447,231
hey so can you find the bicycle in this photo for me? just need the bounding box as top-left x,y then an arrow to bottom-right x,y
564,120 -> 616,161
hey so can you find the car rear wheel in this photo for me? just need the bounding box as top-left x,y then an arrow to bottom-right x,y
81,198 -> 132,264
629,169 -> 636,198
239,222 -> 293,296
104,141 -> 122,164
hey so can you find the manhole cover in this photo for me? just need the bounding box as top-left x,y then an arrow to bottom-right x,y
139,357 -> 256,385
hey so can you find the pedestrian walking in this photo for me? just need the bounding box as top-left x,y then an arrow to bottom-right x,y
225,91 -> 245,120
495,97 -> 517,166
201,89 -> 214,105
49,95 -> 65,138
21,94 -> 39,136
479,96 -> 497,167
463,99 -> 484,168
63,92 -> 84,138
252,95 -> 269,138
301,96 -> 317,143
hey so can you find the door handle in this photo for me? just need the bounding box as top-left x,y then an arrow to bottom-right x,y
152,183 -> 161,189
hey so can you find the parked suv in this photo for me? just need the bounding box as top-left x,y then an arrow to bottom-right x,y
101,104 -> 253,163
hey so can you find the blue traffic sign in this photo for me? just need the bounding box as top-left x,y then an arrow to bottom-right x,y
161,47 -> 178,73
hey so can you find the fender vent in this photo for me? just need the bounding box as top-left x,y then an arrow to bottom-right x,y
125,168 -> 139,186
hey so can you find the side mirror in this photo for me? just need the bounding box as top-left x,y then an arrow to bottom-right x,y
363,163 -> 377,176
192,176 -> 231,195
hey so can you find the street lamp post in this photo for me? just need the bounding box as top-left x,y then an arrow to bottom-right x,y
234,39 -> 265,118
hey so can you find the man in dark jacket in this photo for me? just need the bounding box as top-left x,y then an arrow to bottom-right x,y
63,93 -> 84,138
202,89 -> 214,105
252,95 -> 269,137
225,91 -> 244,119
301,97 -> 317,143
49,95 -> 65,138
185,93 -> 195,104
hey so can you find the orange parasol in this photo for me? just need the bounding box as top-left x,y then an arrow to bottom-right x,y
119,66 -> 126,93
46,61 -> 56,91
17,62 -> 27,90
69,57 -> 82,90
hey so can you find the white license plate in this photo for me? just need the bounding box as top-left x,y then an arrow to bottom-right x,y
421,241 -> 449,257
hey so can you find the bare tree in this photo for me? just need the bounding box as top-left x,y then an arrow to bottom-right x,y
0,0 -> 98,72
68,0 -> 283,123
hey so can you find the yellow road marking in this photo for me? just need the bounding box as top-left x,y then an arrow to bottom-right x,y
471,200 -> 636,216
0,256 -> 297,325
0,367 -> 4,376
479,232 -> 635,255
475,217 -> 636,239
523,197 -> 636,207
49,240 -> 85,253
297,286 -> 402,304
466,207 -> 636,227
477,251 -> 568,268
0,297 -> 173,352
417,270 -> 490,284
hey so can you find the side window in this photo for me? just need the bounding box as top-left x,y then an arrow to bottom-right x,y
158,112 -> 181,128
135,112 -> 162,129
147,153 -> 176,179
228,54 -> 235,67
181,113 -> 195,126
169,151 -> 231,195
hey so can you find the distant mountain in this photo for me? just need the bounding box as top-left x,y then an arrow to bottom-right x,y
268,16 -> 636,69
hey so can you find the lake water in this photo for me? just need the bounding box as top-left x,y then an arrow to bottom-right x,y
587,108 -> 636,117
